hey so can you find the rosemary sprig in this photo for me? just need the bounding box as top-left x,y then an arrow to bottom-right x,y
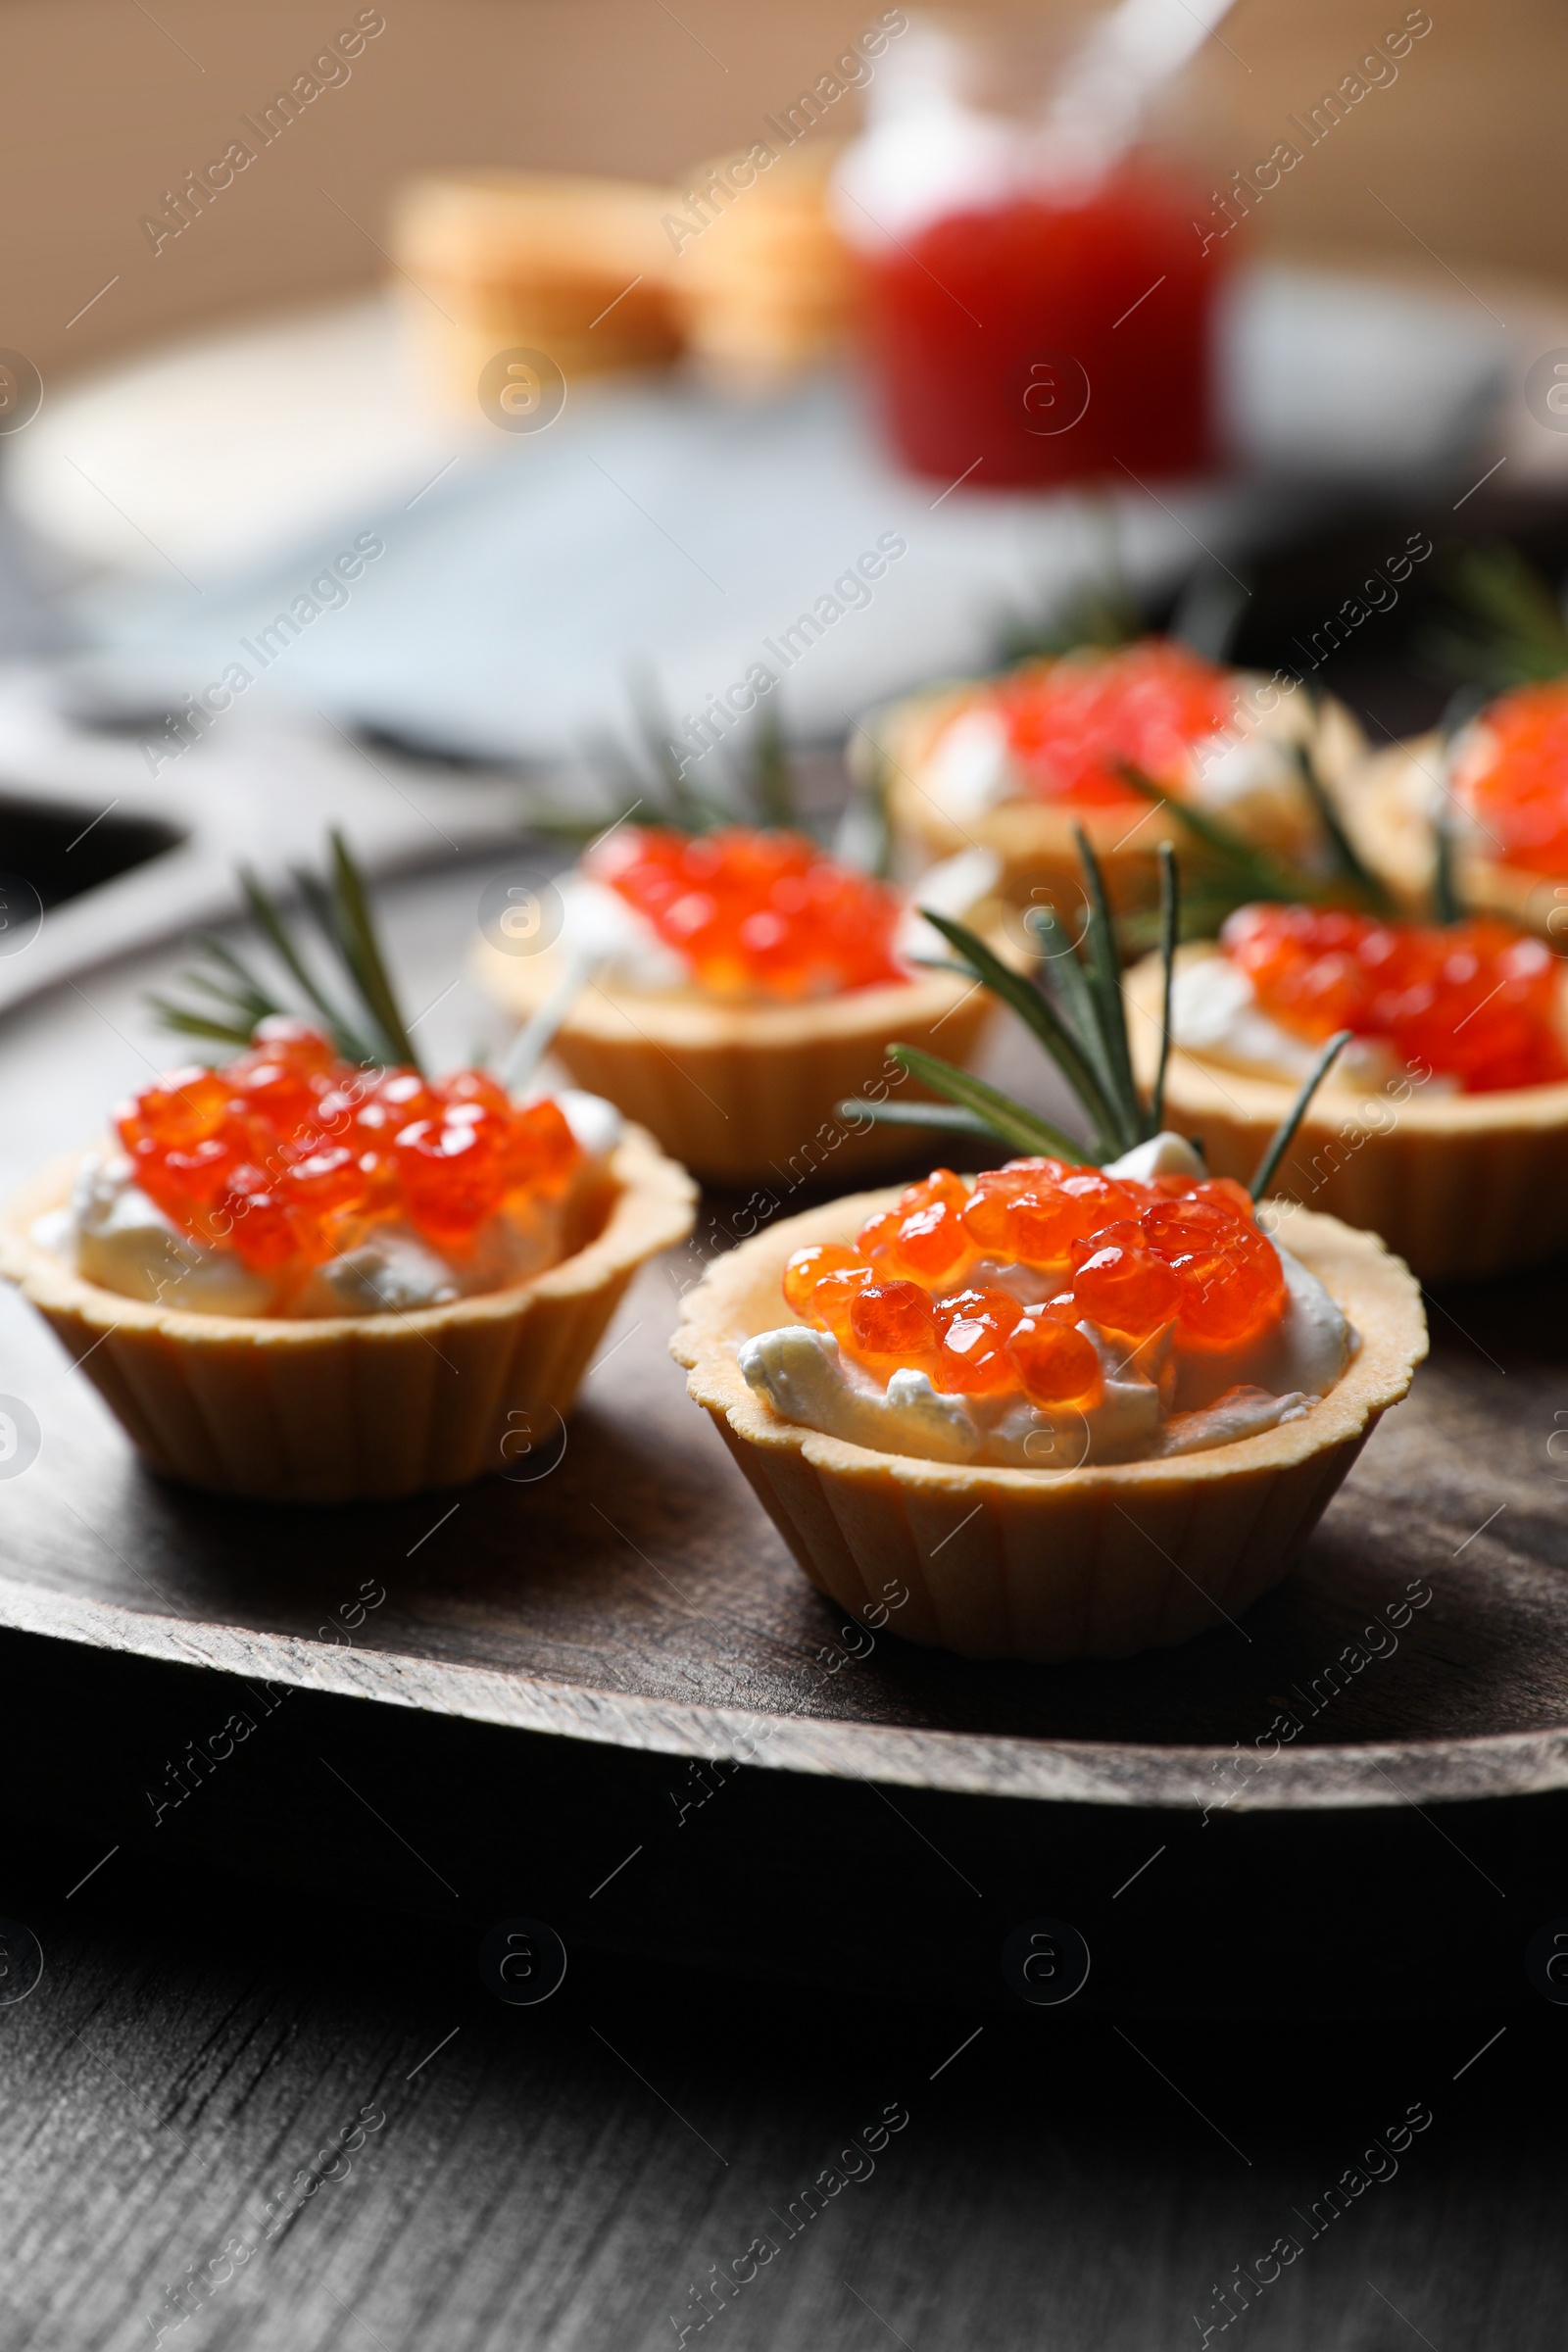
1249,1031 -> 1352,1200
1431,799 -> 1465,925
1076,822 -> 1141,1144
1152,841 -> 1177,1130
844,835 -> 1158,1162
1422,543 -> 1568,694
1112,743 -> 1392,940
1113,762 -> 1330,906
996,571 -> 1144,667
148,830 -> 423,1073
879,1047 -> 1093,1162
839,840 -> 1353,1198
1289,744 -> 1393,911
327,832 -> 420,1067
749,699 -> 798,831
914,906 -> 1124,1152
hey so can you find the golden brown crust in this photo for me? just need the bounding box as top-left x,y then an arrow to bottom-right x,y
1,1127 -> 695,1504
476,924 -> 1011,1186
866,676 -> 1365,911
672,1185 -> 1427,1661
392,171 -> 683,395
670,143 -> 855,385
1125,944 -> 1568,1279
1354,733 -> 1568,932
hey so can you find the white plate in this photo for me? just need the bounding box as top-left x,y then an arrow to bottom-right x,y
0,264 -> 1555,765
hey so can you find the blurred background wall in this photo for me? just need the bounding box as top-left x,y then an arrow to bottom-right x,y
4,0 -> 1563,382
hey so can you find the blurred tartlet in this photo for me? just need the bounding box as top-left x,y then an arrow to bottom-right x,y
1357,683 -> 1568,936
1125,901 -> 1568,1279
1356,549 -> 1568,935
393,170 -> 682,408
667,142 -> 857,389
478,818 -> 1012,1187
858,638 -> 1364,915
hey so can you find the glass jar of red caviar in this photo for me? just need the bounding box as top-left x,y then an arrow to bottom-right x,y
835,17 -> 1234,488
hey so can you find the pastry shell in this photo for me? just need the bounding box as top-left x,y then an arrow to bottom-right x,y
477,938 -> 1004,1188
670,143 -> 855,388
861,679 -> 1365,912
1125,945 -> 1568,1281
672,1185 -> 1426,1662
392,171 -> 683,407
1353,731 -> 1568,935
0,1126 -> 695,1506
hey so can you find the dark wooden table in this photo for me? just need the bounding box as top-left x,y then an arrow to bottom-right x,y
0,1775 -> 1560,2352
0,862 -> 1564,2350
8,502 -> 1568,2345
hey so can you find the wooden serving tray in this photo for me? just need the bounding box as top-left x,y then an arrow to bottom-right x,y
1,847 -> 1563,2015
3,1221 -> 1563,1814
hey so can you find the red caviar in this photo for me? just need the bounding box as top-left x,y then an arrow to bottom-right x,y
964,640 -> 1235,808
847,1280 -> 940,1371
862,1169 -> 976,1286
1005,1309 -> 1102,1408
1459,681 -> 1568,876
932,1286 -> 1024,1396
116,1019 -> 581,1286
784,1157 -> 1287,1405
589,824 -> 905,998
1069,1223 -> 1181,1340
1222,902 -> 1568,1093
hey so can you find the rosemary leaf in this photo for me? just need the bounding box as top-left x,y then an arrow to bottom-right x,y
835,1097 -> 999,1138
143,1001 -> 261,1053
1028,898 -> 1123,1118
180,969 -> 273,1015
1432,801 -> 1464,925
1250,1029 -> 1352,1200
887,1044 -> 1097,1163
1114,762 -> 1319,906
1072,825 -> 1142,1152
240,866 -> 355,1043
1291,744 -> 1392,909
915,906 -> 1122,1155
328,830 -> 421,1071
749,700 -> 798,830
1152,841 -> 1178,1131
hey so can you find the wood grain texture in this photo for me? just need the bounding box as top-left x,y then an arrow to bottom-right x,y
0,1796 -> 1559,2352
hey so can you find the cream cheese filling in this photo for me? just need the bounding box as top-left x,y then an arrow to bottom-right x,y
920,673 -> 1321,842
556,849 -> 1002,997
1168,955 -> 1457,1093
39,1090 -> 623,1321
736,1134 -> 1357,1469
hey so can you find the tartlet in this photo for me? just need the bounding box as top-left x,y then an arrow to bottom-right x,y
669,143 -> 855,389
672,1181 -> 1424,1662
478,822 -> 1009,1186
1125,908 -> 1568,1280
1352,553 -> 1568,934
3,1123 -> 693,1506
0,838 -> 697,1503
858,638 -> 1364,913
1355,698 -> 1568,937
392,170 -> 682,408
672,849 -> 1427,1660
